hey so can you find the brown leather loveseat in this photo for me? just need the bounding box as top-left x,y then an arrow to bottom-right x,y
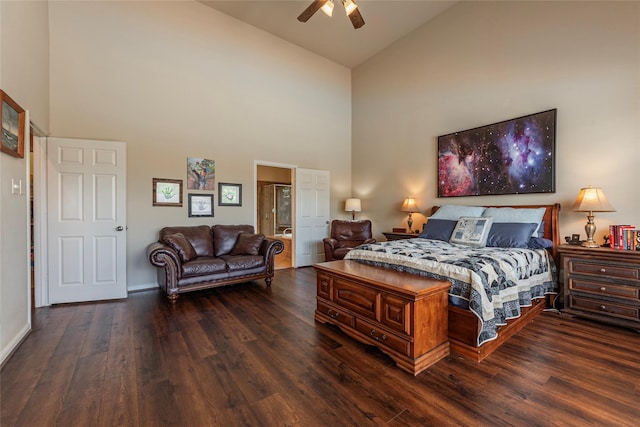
147,224 -> 284,302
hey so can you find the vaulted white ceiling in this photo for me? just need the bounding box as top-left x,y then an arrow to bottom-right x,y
200,1 -> 458,68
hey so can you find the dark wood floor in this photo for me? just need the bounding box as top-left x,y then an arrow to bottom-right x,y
2,267 -> 640,426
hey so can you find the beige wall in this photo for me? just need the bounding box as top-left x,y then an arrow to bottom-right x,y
48,1 -> 352,288
0,0 -> 49,363
352,1 -> 640,243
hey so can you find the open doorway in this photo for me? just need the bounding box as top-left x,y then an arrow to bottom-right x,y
256,164 -> 293,269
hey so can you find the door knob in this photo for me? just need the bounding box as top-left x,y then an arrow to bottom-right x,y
115,226 -> 124,231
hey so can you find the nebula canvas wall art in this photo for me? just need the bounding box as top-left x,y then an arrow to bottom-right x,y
438,109 -> 556,198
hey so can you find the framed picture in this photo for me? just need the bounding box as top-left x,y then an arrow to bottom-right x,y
1,90 -> 26,158
187,157 -> 215,190
152,178 -> 183,207
218,182 -> 242,206
438,109 -> 556,197
188,194 -> 214,217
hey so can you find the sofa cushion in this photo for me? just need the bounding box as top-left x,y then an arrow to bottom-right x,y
163,233 -> 197,262
159,225 -> 214,257
181,257 -> 227,277
222,254 -> 265,271
231,233 -> 265,256
213,224 -> 255,256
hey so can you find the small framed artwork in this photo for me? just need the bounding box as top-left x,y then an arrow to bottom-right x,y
152,178 -> 183,207
1,90 -> 26,159
188,193 -> 214,217
218,182 -> 242,206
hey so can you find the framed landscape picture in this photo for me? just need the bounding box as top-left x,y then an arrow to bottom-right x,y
152,178 -> 183,207
1,90 -> 26,159
437,109 -> 556,197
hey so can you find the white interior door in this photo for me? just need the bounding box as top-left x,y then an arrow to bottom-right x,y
295,168 -> 330,267
47,138 -> 127,303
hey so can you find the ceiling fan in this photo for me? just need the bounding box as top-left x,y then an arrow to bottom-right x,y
297,0 -> 365,29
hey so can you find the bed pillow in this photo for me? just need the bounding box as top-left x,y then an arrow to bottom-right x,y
163,233 -> 197,262
449,217 -> 494,248
482,207 -> 546,237
528,237 -> 554,249
486,223 -> 538,248
231,233 -> 265,256
430,205 -> 486,221
419,219 -> 457,241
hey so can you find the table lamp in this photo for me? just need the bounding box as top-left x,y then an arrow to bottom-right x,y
401,197 -> 419,233
345,198 -> 361,220
572,186 -> 615,248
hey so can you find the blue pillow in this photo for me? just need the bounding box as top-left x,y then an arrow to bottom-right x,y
419,219 -> 457,241
528,237 -> 554,249
487,222 -> 538,248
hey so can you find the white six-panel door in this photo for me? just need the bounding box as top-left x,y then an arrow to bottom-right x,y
47,138 -> 127,303
295,168 -> 330,267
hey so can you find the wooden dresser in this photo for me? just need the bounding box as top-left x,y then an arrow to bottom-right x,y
314,260 -> 450,375
558,245 -> 640,330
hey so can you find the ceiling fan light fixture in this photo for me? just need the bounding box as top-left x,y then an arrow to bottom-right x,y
343,0 -> 358,16
321,0 -> 334,17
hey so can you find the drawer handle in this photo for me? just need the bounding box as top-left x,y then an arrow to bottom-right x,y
327,309 -> 340,320
600,305 -> 607,311
600,287 -> 607,292
600,268 -> 606,273
369,329 -> 387,342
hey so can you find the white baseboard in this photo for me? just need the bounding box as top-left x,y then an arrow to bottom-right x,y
1,323 -> 32,367
127,282 -> 159,293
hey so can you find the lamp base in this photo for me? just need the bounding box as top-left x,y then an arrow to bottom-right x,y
581,240 -> 600,248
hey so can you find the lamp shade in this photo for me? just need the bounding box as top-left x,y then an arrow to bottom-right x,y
345,198 -> 361,213
572,186 -> 615,213
400,197 -> 418,213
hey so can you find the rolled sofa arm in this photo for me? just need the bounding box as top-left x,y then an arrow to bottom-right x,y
147,242 -> 182,296
261,238 -> 285,275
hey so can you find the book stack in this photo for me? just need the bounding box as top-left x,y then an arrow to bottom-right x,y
609,225 -> 640,250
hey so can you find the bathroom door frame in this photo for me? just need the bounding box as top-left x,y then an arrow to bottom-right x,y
254,160 -> 296,265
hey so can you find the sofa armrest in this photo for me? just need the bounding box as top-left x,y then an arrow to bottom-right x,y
322,237 -> 338,250
147,242 -> 182,269
260,238 -> 284,276
362,238 -> 377,245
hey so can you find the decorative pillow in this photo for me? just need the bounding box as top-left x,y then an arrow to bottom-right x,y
430,205 -> 486,220
482,207 -> 546,237
231,233 -> 265,256
449,217 -> 494,248
163,233 -> 197,262
419,219 -> 457,241
486,223 -> 538,248
528,237 -> 554,249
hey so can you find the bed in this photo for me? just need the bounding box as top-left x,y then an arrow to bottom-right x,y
341,203 -> 561,362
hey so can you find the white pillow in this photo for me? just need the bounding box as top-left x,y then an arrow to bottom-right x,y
449,217 -> 494,248
430,205 -> 486,221
482,207 -> 546,237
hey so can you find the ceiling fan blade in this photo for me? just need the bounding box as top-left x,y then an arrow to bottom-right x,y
297,0 -> 328,23
348,8 -> 365,29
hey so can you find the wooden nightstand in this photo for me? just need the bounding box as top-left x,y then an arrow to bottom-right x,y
557,245 -> 640,331
382,231 -> 417,241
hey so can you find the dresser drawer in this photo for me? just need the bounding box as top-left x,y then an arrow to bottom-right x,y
333,279 -> 379,320
354,318 -> 410,356
568,259 -> 640,281
317,301 -> 354,328
568,278 -> 640,302
569,295 -> 640,322
381,293 -> 411,334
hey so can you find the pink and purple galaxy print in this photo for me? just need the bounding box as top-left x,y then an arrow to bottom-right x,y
438,109 -> 556,198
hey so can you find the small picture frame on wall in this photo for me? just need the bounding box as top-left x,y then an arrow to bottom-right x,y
1,90 -> 26,159
218,182 -> 242,206
152,178 -> 183,207
188,193 -> 214,217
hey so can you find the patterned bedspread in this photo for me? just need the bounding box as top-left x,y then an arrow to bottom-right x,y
345,238 -> 557,346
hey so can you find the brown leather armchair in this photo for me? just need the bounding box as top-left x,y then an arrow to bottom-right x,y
323,220 -> 376,262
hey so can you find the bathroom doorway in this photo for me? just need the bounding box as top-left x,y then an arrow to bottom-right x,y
256,164 -> 293,269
